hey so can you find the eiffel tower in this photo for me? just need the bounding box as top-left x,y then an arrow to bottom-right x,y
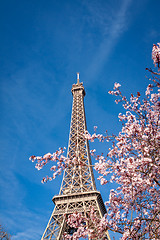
41,73 -> 110,240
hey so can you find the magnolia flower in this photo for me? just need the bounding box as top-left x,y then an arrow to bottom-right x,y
114,82 -> 121,89
43,153 -> 52,159
152,43 -> 160,69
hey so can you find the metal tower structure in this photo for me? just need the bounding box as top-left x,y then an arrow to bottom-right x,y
41,73 -> 110,240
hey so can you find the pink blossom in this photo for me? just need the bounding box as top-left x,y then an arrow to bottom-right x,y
152,43 -> 160,70
114,82 -> 121,89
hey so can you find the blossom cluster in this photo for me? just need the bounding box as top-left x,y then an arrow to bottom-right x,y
29,147 -> 89,183
29,148 -> 69,183
64,207 -> 109,240
152,43 -> 160,70
82,74 -> 160,239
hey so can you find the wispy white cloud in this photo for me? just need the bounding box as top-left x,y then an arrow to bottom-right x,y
0,167 -> 48,240
12,229 -> 41,240
1,208 -> 45,240
83,0 -> 133,82
0,169 -> 24,208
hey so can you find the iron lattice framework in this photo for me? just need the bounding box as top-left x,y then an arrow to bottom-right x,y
41,74 -> 110,240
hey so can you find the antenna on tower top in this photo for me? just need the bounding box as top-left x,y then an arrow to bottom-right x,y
77,72 -> 80,84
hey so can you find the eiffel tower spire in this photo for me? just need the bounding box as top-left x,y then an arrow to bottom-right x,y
41,74 -> 110,240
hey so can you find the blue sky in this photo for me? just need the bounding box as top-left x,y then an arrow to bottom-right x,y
0,0 -> 160,239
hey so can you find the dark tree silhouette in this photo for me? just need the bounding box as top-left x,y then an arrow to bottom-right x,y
0,225 -> 11,240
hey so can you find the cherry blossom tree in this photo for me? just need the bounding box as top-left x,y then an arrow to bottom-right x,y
30,43 -> 160,239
